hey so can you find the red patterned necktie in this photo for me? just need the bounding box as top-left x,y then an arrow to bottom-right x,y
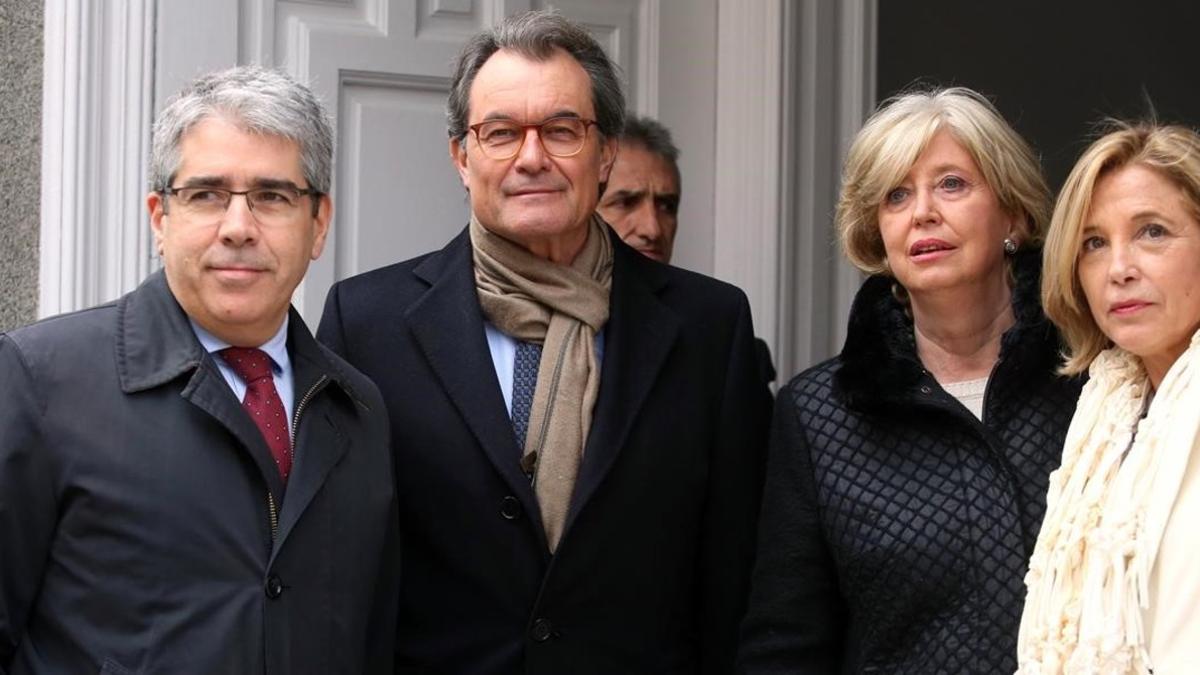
220,347 -> 292,482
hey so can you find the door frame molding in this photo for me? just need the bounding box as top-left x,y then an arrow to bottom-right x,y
712,0 -> 785,365
712,0 -> 876,378
40,0 -> 156,318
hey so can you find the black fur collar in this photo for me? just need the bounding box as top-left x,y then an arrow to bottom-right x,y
833,249 -> 1054,410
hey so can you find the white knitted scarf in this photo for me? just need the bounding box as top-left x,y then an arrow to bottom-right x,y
1016,329 -> 1200,674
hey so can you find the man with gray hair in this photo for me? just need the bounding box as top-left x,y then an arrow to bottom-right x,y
0,66 -> 399,673
319,10 -> 769,674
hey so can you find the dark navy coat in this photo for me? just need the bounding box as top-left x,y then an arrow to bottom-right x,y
0,272 -> 399,674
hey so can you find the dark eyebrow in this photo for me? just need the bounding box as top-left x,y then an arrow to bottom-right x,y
177,175 -> 229,188
252,178 -> 308,191
175,176 -> 307,191
479,110 -> 584,123
607,188 -> 646,200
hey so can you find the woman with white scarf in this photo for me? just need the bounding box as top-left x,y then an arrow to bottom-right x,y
1018,123 -> 1200,674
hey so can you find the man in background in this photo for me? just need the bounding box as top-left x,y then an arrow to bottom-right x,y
599,114 -> 776,385
597,115 -> 681,263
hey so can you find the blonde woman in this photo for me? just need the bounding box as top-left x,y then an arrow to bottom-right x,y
739,87 -> 1082,673
1019,123 -> 1200,674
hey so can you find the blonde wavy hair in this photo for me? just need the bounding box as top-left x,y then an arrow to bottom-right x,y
837,86 -> 1051,275
1042,122 -> 1200,375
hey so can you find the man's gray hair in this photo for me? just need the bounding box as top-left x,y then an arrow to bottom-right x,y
149,65 -> 334,194
446,9 -> 626,144
621,115 -> 680,181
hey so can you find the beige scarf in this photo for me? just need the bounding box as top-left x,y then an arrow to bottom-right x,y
1017,329 -> 1200,674
469,214 -> 612,553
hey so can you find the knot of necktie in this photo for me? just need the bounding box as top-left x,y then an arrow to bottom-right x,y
220,346 -> 274,384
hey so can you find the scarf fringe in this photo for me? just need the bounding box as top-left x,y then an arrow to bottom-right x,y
1017,329 -> 1200,674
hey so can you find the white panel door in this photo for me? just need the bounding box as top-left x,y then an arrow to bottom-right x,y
273,0 -> 526,321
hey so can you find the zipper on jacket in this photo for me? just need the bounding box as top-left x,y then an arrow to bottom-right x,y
264,375 -> 328,544
291,375 -> 328,454
267,491 -> 279,541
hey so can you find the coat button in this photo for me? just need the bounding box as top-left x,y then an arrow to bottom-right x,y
530,618 -> 554,642
265,574 -> 284,599
919,385 -> 932,395
500,495 -> 523,520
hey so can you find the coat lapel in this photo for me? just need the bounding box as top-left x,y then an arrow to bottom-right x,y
406,231 -> 544,532
180,363 -> 290,502
565,238 -> 680,533
270,323 -> 353,558
270,407 -> 346,561
117,271 -> 288,500
119,273 -> 372,557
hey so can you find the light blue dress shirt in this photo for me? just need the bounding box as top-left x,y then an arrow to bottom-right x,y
484,322 -> 605,415
190,316 -> 295,441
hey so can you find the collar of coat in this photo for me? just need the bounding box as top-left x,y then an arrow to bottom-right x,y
114,269 -> 364,407
833,248 -> 1060,411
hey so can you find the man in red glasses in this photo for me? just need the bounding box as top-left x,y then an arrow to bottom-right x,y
319,10 -> 770,675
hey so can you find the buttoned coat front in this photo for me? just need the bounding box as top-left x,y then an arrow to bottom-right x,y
317,227 -> 771,675
0,272 -> 400,675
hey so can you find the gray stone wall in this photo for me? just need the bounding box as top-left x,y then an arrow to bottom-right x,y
0,0 -> 42,332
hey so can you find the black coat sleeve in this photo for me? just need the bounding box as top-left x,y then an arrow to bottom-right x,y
0,335 -> 58,674
318,286 -> 405,672
738,382 -> 847,674
698,294 -> 772,674
360,380 -> 402,674
316,282 -> 349,358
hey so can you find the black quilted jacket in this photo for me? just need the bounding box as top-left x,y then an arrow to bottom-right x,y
738,251 -> 1082,674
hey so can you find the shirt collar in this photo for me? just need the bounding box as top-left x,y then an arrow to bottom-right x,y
189,316 -> 291,373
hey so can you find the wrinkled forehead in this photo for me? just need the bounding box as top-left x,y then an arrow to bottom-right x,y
1088,160 -> 1200,221
173,116 -> 305,181
613,141 -> 680,189
174,110 -> 301,158
468,47 -> 596,121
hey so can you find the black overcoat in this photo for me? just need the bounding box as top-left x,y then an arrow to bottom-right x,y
318,227 -> 771,675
